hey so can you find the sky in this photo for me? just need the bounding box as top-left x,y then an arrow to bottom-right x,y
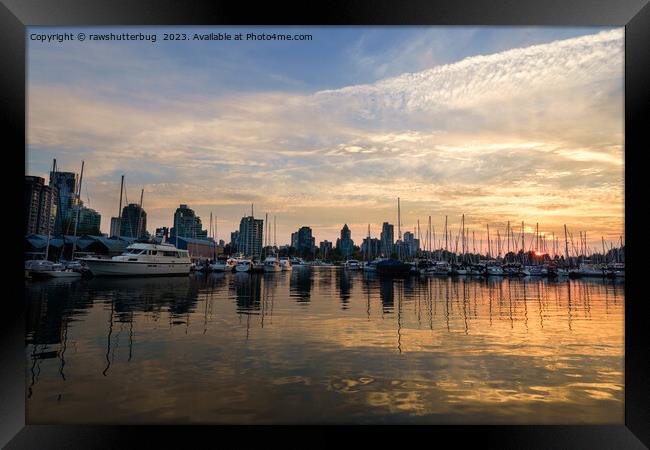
26,26 -> 624,251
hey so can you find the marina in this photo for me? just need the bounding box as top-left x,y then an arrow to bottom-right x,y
22,25 -> 627,429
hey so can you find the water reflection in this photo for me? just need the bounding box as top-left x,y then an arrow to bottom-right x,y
25,271 -> 624,424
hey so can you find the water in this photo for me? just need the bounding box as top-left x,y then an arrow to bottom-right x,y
25,268 -> 624,424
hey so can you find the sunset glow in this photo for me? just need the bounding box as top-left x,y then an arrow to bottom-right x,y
26,27 -> 624,247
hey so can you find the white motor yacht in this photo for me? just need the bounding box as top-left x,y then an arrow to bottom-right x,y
81,242 -> 191,276
263,256 -> 282,272
279,257 -> 292,271
211,257 -> 239,272
235,259 -> 252,273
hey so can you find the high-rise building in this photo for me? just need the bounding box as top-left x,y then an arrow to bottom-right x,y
49,171 -> 78,235
119,203 -> 147,238
25,176 -> 57,235
319,240 -> 333,257
403,231 -> 420,258
336,224 -> 354,257
110,217 -> 121,237
170,204 -> 208,240
155,227 -> 170,240
77,207 -> 101,235
239,216 -> 264,259
361,237 -> 382,259
380,222 -> 394,256
292,226 -> 315,255
230,230 -> 240,252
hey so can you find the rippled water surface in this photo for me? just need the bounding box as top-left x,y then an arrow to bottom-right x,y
26,268 -> 624,424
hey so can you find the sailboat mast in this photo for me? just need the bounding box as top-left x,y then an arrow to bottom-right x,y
367,224 -> 371,261
486,224 -> 491,259
118,175 -> 124,218
397,197 -> 401,260
444,215 -> 448,259
428,216 -> 432,255
417,219 -> 421,258
264,212 -> 268,256
45,159 -> 57,261
461,214 -> 465,259
136,188 -> 144,239
497,229 -> 501,258
70,160 -> 84,260
564,224 -> 569,265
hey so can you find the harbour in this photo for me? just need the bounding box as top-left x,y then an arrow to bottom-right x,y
22,26 -> 627,429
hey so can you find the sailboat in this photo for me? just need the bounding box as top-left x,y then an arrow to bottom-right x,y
363,224 -> 379,272
376,198 -> 412,276
43,160 -> 86,279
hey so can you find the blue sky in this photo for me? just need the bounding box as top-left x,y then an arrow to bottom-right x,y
26,26 -> 623,248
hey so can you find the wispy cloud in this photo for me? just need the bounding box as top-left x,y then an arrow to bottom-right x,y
27,28 -> 624,245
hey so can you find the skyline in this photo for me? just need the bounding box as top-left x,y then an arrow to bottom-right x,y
26,26 -> 624,246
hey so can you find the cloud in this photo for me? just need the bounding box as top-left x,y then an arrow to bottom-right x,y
27,29 -> 624,245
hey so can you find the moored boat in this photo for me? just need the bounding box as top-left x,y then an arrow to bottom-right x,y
427,261 -> 450,276
343,259 -> 361,270
210,257 -> 239,272
263,256 -> 282,272
42,268 -> 83,279
80,241 -> 191,276
279,257 -> 293,271
375,259 -> 412,276
235,259 -> 253,273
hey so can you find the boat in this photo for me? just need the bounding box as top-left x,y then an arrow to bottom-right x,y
251,261 -> 265,273
80,241 -> 191,276
343,259 -> 361,270
279,257 -> 293,271
210,257 -> 239,272
569,263 -> 606,278
427,261 -> 450,276
527,265 -> 547,277
485,264 -> 504,276
25,259 -> 60,274
375,258 -> 412,276
235,259 -> 252,273
555,268 -> 570,277
502,263 -> 528,277
363,258 -> 386,272
464,264 -> 484,276
289,257 -> 305,266
408,261 -> 420,274
449,264 -> 467,276
263,256 -> 282,272
42,268 -> 82,279
196,260 -> 213,273
605,263 -> 624,278
312,259 -> 333,267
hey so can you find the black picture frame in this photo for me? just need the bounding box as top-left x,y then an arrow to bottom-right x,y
2,0 -> 648,447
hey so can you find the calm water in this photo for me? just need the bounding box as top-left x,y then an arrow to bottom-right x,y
25,268 -> 624,424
